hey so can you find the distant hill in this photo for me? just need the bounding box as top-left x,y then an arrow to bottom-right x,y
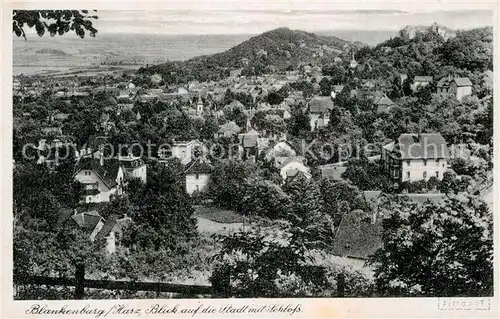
35,48 -> 71,56
190,27 -> 354,69
141,27 -> 364,83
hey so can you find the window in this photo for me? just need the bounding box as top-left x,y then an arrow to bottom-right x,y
407,171 -> 410,179
436,159 -> 440,164
406,160 -> 410,166
423,171 -> 427,179
196,185 -> 200,192
195,173 -> 199,179
88,196 -> 92,202
435,171 -> 439,178
442,164 -> 445,168
423,159 -> 427,166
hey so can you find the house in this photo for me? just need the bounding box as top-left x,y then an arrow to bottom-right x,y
68,210 -> 105,241
331,209 -> 383,261
73,156 -> 124,203
59,210 -> 132,254
308,96 -> 334,131
117,154 -> 147,183
164,140 -> 203,165
382,133 -> 449,183
196,98 -> 204,115
332,85 -> 344,94
94,214 -> 133,254
437,76 -> 472,101
238,126 -> 261,159
374,95 -> 397,113
216,121 -> 241,139
279,156 -> 311,181
184,158 -> 213,195
319,164 -> 347,180
411,76 -> 433,91
264,140 -> 297,160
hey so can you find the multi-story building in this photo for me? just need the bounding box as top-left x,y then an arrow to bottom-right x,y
437,77 -> 472,101
308,96 -> 333,131
382,133 -> 449,183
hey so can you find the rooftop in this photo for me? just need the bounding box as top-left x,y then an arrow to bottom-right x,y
309,96 -> 334,114
331,210 -> 383,260
393,133 -> 449,160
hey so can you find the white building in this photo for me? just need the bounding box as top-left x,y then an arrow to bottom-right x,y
382,133 -> 449,183
118,154 -> 147,183
184,158 -> 213,195
166,140 -> 203,165
73,156 -> 124,203
279,157 -> 312,181
308,97 -> 334,131
437,77 -> 472,101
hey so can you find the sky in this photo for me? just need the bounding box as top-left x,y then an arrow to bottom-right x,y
91,7 -> 493,35
15,0 -> 494,37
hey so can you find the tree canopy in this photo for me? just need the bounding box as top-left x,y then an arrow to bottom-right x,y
370,195 -> 493,297
13,10 -> 98,40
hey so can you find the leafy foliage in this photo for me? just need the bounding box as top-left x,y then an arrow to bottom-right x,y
126,163 -> 197,250
342,157 -> 391,191
370,195 -> 493,297
207,160 -> 257,211
13,10 -> 98,40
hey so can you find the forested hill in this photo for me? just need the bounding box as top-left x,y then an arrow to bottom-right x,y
190,27 -> 354,69
140,27 -> 362,84
139,25 -> 492,86
351,25 -> 493,82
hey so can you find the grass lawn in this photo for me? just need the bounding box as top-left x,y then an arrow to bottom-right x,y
193,206 -> 246,224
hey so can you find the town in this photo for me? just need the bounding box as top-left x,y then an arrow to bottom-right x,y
13,18 -> 493,299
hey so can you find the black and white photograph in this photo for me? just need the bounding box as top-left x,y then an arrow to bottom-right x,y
7,0 -> 496,307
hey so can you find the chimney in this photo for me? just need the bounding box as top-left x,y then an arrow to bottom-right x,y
371,211 -> 377,224
74,209 -> 77,216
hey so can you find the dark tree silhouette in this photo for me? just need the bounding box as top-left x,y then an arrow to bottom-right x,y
13,10 -> 98,40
